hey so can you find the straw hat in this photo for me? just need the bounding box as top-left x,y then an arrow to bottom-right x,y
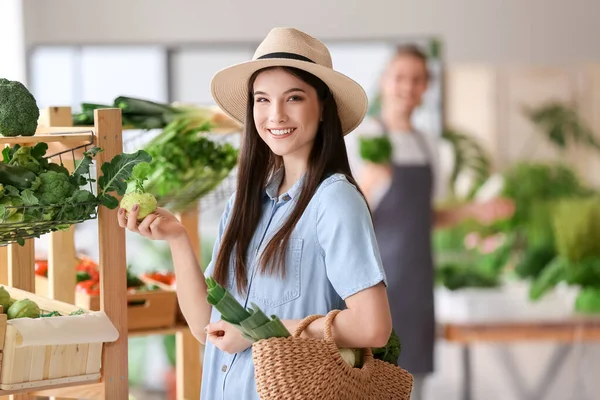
210,27 -> 368,136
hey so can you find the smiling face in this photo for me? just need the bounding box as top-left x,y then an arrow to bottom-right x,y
252,68 -> 322,162
380,53 -> 429,116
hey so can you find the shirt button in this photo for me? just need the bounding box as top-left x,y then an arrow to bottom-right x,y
282,194 -> 291,201
222,365 -> 228,372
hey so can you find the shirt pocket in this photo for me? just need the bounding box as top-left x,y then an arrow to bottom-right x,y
250,238 -> 303,308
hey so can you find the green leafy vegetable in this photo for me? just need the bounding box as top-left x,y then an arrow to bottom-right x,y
0,141 -> 152,245
372,328 -> 402,365
359,136 -> 392,164
142,118 -> 238,212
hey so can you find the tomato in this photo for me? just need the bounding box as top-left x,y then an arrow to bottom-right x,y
143,271 -> 175,286
35,260 -> 48,277
76,280 -> 100,296
76,258 -> 99,282
77,258 -> 98,271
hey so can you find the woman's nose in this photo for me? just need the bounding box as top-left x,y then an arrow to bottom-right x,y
269,103 -> 287,123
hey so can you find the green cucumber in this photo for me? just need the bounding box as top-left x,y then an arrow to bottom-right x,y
0,163 -> 39,190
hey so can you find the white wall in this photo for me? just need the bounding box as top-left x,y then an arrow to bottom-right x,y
22,0 -> 600,64
0,0 -> 26,83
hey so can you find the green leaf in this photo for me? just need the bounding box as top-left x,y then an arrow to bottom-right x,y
131,162 -> 151,182
73,156 -> 93,178
1,145 -> 20,163
31,143 -> 49,160
3,186 -> 19,197
72,146 -> 102,179
20,190 -> 39,206
529,257 -> 567,301
85,146 -> 103,157
1,147 -> 12,163
98,193 -> 119,209
98,150 -> 152,197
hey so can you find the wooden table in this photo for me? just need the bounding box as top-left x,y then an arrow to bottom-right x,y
439,318 -> 600,400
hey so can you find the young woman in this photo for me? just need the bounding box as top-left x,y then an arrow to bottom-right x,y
352,45 -> 515,400
118,27 -> 392,400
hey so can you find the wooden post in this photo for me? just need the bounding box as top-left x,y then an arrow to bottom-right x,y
0,246 -> 8,285
43,107 -> 77,305
94,108 -> 129,399
176,204 -> 203,400
7,241 -> 35,400
8,242 -> 35,292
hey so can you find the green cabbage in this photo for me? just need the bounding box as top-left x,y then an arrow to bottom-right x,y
7,298 -> 40,319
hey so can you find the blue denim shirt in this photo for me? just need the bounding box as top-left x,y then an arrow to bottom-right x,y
201,169 -> 387,400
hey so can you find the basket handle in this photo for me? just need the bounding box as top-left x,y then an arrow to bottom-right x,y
323,309 -> 342,341
292,314 -> 324,337
292,309 -> 343,340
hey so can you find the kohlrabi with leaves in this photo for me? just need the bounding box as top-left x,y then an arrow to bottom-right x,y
120,162 -> 158,220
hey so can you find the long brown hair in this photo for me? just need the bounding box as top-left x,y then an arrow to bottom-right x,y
213,66 -> 365,294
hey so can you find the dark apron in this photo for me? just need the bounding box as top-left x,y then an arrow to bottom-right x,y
372,130 -> 435,375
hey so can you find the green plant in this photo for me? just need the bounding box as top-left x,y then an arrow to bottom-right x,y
442,128 -> 492,201
523,102 -> 600,154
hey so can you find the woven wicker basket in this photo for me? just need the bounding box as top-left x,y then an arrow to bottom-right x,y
252,310 -> 414,400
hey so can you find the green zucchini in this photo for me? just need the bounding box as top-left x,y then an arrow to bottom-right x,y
0,163 -> 39,190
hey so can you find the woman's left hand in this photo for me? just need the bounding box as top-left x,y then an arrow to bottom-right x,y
205,320 -> 252,354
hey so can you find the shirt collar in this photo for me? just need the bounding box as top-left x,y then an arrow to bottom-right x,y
264,167 -> 306,202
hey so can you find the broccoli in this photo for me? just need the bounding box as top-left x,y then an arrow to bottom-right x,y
372,328 -> 402,365
0,78 -> 40,137
35,170 -> 75,205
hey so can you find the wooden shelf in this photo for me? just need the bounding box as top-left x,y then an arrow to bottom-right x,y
2,379 -> 102,397
28,381 -> 104,399
441,317 -> 600,343
0,107 -> 128,399
0,129 -> 94,144
0,106 -> 204,400
0,128 -> 96,161
128,323 -> 191,337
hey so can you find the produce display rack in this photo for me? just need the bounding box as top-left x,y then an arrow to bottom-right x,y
0,107 -> 203,400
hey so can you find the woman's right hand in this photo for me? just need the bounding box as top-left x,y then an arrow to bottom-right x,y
117,205 -> 187,243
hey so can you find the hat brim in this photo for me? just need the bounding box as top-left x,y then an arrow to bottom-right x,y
210,58 -> 368,136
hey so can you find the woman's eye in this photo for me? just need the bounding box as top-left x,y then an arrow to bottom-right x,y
255,97 -> 268,103
288,95 -> 303,102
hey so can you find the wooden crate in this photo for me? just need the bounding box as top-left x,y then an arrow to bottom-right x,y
75,289 -> 177,331
139,275 -> 186,325
35,276 -> 177,331
0,287 -> 118,393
